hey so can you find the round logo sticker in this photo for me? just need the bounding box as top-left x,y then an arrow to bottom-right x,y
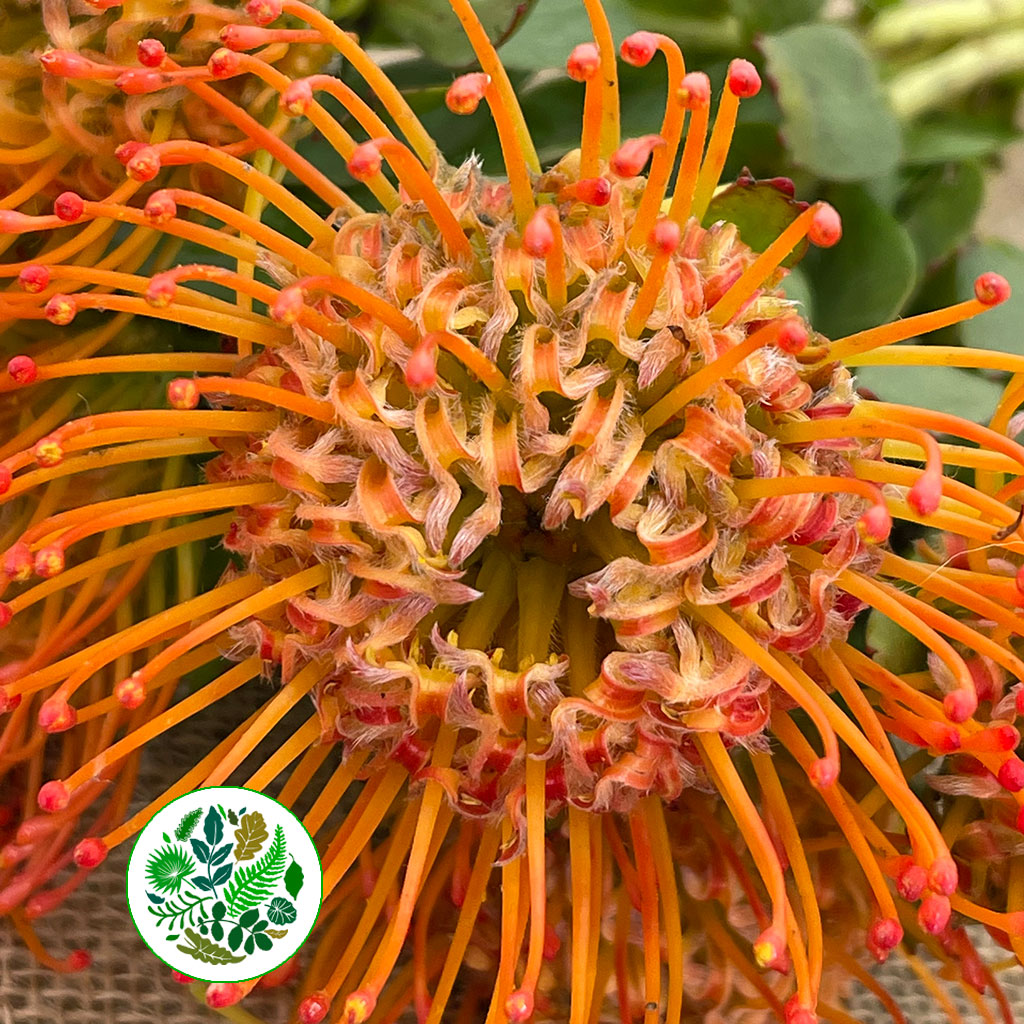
126,786 -> 322,982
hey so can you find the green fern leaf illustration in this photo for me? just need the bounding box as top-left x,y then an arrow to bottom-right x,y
222,825 -> 286,917
174,808 -> 203,842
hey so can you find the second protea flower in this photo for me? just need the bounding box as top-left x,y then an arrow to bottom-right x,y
2,0 -> 1024,1021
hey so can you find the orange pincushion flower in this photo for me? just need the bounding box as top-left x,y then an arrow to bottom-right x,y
2,0 -> 1024,1021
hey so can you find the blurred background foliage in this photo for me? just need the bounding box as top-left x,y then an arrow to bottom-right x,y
308,0 -> 1024,421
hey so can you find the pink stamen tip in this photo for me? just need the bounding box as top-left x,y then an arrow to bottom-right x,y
117,69 -> 173,96
505,990 -> 535,1023
908,472 -> 942,516
144,190 -> 177,224
523,208 -> 556,257
73,838 -> 108,869
246,0 -> 282,25
753,928 -> 786,970
37,780 -> 70,814
0,690 -> 20,713
298,992 -> 331,1024
446,73 -> 490,115
998,758 -> 1024,792
206,983 -> 243,1008
18,265 -> 50,293
137,38 -> 166,67
115,141 -> 147,166
34,546 -> 65,579
126,147 -> 162,183
928,856 -> 959,897
39,50 -> 97,78
146,275 -> 177,309
282,80 -> 314,116
3,543 -> 33,582
808,202 -> 842,247
774,319 -> 809,354
727,58 -> 762,97
168,378 -> 201,410
896,863 -> 928,902
784,998 -> 818,1024
38,698 -> 76,733
170,971 -> 194,985
0,603 -> 11,629
54,192 -> 84,222
677,71 -> 711,109
0,465 -> 9,496
610,134 -> 665,178
347,142 -> 383,182
33,436 -> 65,467
974,271 -> 1011,306
867,917 -> 903,962
7,356 -> 38,386
559,177 -> 611,206
222,25 -> 268,50
271,287 -> 305,325
66,950 -> 92,972
857,503 -> 892,544
808,756 -> 838,789
918,894 -> 951,935
115,673 -> 146,710
650,218 -> 681,254
405,338 -> 439,393
567,42 -> 600,82
944,688 -> 977,723
45,294 -> 77,326
208,48 -> 241,78
620,31 -> 659,67
768,176 -> 796,196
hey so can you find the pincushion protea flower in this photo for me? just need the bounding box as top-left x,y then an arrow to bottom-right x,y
2,0 -> 1024,1020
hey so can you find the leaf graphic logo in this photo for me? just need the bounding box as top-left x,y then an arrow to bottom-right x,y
126,786 -> 322,983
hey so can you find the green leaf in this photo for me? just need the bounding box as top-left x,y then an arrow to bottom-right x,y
146,845 -> 197,896
377,0 -> 536,67
244,934 -> 255,956
212,863 -> 234,887
239,908 -> 260,929
957,240 -> 1024,354
852,363 -> 1005,422
761,25 -> 901,181
903,119 -> 1020,166
865,609 -> 926,676
703,178 -> 808,268
174,808 -> 203,842
223,825 -> 287,917
267,897 -> 297,926
176,928 -> 245,966
211,842 -> 233,867
284,858 -> 305,901
212,901 -> 226,920
227,809 -> 239,826
204,806 -> 224,848
190,839 -> 211,864
265,928 -> 289,939
228,926 -> 243,952
898,162 -> 984,271
806,186 -> 917,337
254,933 -> 273,952
729,0 -> 824,34
210,920 -> 224,943
233,812 -> 269,863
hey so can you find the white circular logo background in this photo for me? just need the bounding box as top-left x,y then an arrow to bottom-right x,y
126,786 -> 322,982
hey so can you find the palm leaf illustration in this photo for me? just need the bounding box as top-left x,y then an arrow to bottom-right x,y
223,824 -> 286,916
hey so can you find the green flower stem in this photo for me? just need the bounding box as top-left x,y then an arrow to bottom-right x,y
887,29 -> 1024,118
869,0 -> 1024,50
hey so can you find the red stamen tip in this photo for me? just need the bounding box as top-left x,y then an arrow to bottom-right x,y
567,42 -> 600,82
784,998 -> 818,1024
0,602 -> 11,631
37,780 -> 70,813
918,894 -> 951,935
282,79 -> 314,116
7,356 -> 38,386
246,0 -> 282,25
405,338 -> 439,393
867,917 -> 903,962
0,465 -> 9,495
523,208 -> 556,257
447,73 -> 490,115
896,863 -> 928,902
137,38 -> 166,67
38,698 -> 76,733
126,147 -> 162,183
857,503 -> 892,544
753,928 -> 786,970
340,990 -> 375,1024
505,990 -> 535,1022
974,272 -> 1011,306
808,203 -> 842,247
45,294 -> 77,326
144,190 -> 177,224
54,192 -> 84,222
66,950 -> 92,972
73,838 -> 108,869
3,543 -> 33,582
559,177 -> 611,206
650,218 -> 681,255
168,378 -> 201,410
115,141 -> 147,166
808,756 -> 838,789
998,757 -> 1024,792
774,318 -> 809,354
908,471 -> 942,516
115,673 -> 146,709
727,58 -> 761,98
34,546 -> 65,579
271,286 -> 305,325
944,688 -> 977,723
928,856 -> 959,897
209,48 -> 240,78
610,135 -> 665,178
33,436 -> 64,467
170,971 -> 194,985
348,142 -> 383,182
18,265 -> 50,293
39,50 -> 96,78
298,992 -> 331,1023
206,983 -> 243,1008
677,71 -> 711,110
620,31 -> 659,67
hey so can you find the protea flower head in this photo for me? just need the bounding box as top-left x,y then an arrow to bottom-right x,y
1,0 -> 1024,1020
